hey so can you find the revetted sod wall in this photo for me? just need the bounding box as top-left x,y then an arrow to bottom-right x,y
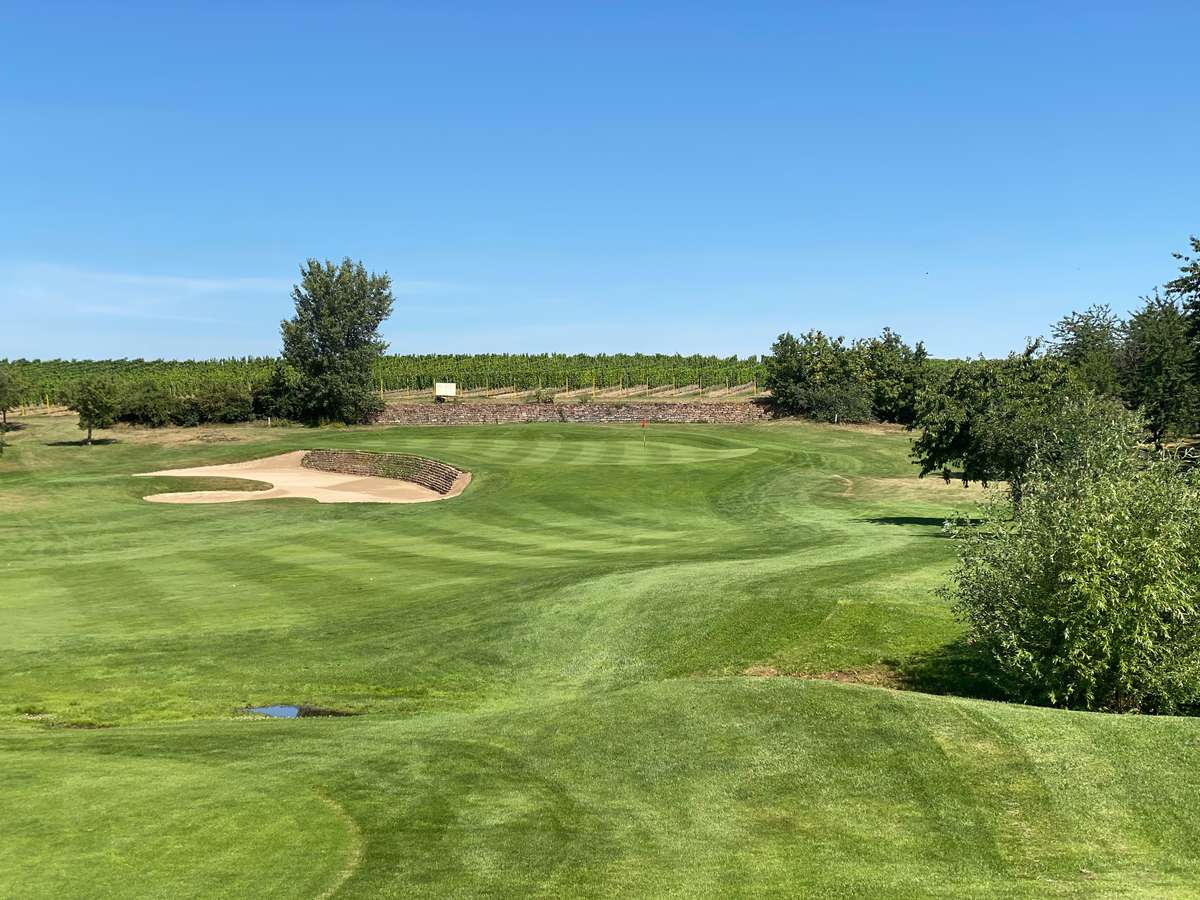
301,449 -> 464,494
374,401 -> 772,427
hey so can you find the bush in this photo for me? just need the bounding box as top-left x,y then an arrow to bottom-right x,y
118,380 -> 256,428
793,381 -> 874,423
194,382 -> 253,423
118,381 -> 177,427
945,431 -> 1200,713
252,363 -> 300,420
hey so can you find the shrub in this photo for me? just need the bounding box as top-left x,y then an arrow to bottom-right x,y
118,381 -> 177,427
945,432 -> 1200,713
794,381 -> 874,423
252,362 -> 300,420
195,381 -> 253,423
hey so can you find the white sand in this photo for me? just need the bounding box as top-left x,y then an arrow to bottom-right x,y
134,450 -> 471,505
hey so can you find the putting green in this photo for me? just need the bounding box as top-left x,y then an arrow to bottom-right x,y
3,416 -> 1199,897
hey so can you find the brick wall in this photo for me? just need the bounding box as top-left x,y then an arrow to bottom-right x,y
301,449 -> 463,494
374,401 -> 772,427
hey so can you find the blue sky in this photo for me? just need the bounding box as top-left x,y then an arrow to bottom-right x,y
2,1 -> 1197,360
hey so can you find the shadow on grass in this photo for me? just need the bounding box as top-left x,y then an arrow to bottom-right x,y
887,640 -> 1009,702
864,515 -> 950,528
1,422 -> 26,433
861,515 -> 981,529
44,439 -> 120,447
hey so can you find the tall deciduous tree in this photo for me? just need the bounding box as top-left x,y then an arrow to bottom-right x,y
1121,292 -> 1195,445
764,330 -> 873,422
281,258 -> 394,424
1050,304 -> 1124,397
852,327 -> 928,424
68,377 -> 119,445
909,344 -> 1092,506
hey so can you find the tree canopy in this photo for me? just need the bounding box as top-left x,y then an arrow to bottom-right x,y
764,327 -> 925,424
1121,292 -> 1196,445
67,376 -> 119,444
908,345 -> 1090,504
280,258 -> 394,424
1049,303 -> 1124,397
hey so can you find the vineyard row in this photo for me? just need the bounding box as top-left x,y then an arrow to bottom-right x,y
2,354 -> 767,404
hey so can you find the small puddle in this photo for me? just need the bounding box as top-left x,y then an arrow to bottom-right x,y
244,704 -> 355,718
249,705 -> 301,718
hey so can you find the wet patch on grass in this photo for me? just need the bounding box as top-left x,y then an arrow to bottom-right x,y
243,704 -> 359,719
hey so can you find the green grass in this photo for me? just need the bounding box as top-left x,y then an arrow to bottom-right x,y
3,416 -> 1200,897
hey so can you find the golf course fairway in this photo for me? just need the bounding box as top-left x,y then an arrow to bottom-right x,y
4,416 -> 1200,898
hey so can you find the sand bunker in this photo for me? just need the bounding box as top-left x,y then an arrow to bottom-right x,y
134,450 -> 471,505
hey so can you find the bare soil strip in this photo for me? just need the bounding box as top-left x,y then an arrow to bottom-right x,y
134,450 -> 471,505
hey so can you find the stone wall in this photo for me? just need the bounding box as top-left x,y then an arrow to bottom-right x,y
301,449 -> 463,494
374,401 -> 772,427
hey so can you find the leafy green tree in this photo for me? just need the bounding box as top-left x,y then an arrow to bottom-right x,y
852,327 -> 928,424
0,364 -> 26,427
68,377 -> 120,444
1121,292 -> 1195,445
909,345 -> 1087,505
945,410 -> 1200,713
1050,303 -> 1124,397
765,330 -> 872,421
117,380 -> 177,427
281,258 -> 394,424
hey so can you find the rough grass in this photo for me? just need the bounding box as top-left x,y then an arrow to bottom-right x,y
3,415 -> 1199,897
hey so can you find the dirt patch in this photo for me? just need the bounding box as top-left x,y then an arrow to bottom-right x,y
134,450 -> 471,505
743,665 -> 782,678
742,663 -> 903,690
802,667 -> 903,689
111,422 -> 270,447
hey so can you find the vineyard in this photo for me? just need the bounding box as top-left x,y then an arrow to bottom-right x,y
1,353 -> 767,405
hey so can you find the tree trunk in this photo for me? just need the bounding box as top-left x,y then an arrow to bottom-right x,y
86,424 -> 93,445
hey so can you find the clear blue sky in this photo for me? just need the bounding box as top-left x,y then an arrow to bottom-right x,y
2,1 -> 1197,360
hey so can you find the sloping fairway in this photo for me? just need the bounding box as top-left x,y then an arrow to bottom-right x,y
4,417 -> 1200,897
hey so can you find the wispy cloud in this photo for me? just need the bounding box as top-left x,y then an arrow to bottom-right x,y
1,262 -> 287,325
1,262 -> 467,329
